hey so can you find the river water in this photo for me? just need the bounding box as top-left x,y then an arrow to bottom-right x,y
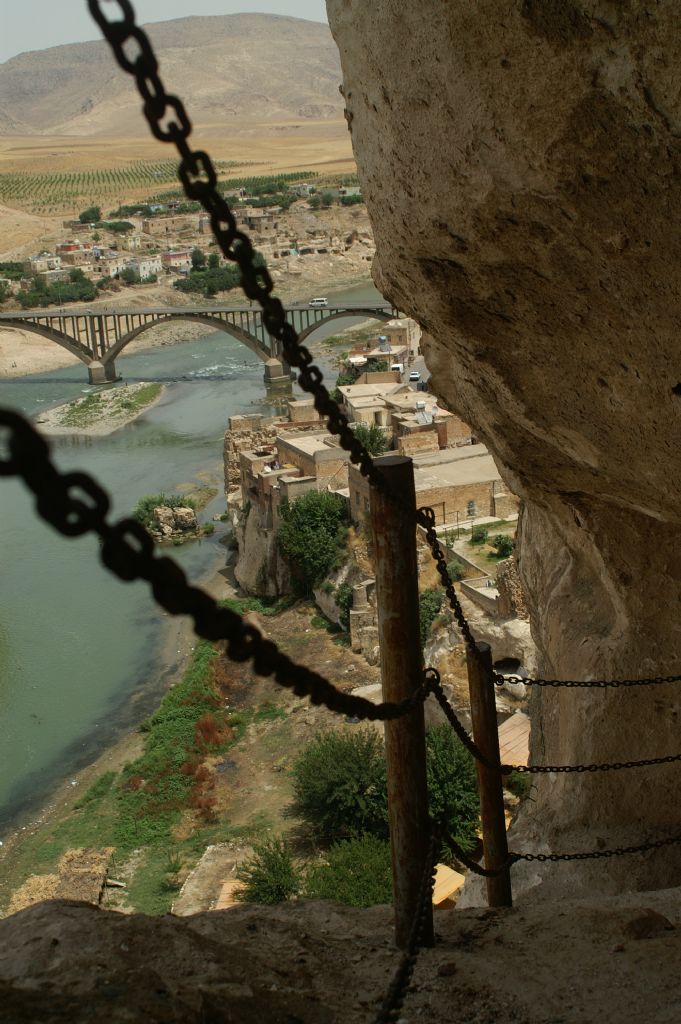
0,281 -> 383,834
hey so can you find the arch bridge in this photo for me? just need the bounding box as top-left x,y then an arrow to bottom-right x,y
0,302 -> 399,385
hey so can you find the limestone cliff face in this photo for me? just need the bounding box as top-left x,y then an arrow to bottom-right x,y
328,0 -> 681,892
233,504 -> 290,598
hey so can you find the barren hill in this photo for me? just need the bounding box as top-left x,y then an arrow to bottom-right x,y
0,15 -> 343,135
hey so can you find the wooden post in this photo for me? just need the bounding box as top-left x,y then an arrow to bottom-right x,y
467,641 -> 513,907
369,454 -> 434,949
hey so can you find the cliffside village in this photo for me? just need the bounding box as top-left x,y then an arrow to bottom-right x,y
225,316 -> 520,639
4,184 -> 373,296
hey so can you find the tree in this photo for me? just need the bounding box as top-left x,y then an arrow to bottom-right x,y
277,490 -> 349,595
470,525 -> 488,545
120,267 -> 140,285
79,205 -> 101,224
335,581 -> 354,631
207,253 -> 220,270
352,422 -> 389,456
291,728 -> 389,841
446,559 -> 465,582
191,247 -> 206,271
321,191 -> 335,207
235,838 -> 301,904
92,232 -> 101,243
491,534 -> 514,558
426,724 -> 480,854
304,835 -> 392,907
309,194 -> 322,209
419,588 -> 442,647
68,268 -> 86,283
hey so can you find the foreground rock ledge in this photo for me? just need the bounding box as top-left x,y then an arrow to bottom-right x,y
2,897 -> 681,1022
328,0 -> 681,893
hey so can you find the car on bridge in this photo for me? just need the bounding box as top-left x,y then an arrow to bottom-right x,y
308,297 -> 328,307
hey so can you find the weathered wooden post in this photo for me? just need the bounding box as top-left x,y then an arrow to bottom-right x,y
369,454 -> 434,949
467,640 -> 513,907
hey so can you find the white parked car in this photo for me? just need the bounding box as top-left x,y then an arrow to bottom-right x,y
409,370 -> 421,382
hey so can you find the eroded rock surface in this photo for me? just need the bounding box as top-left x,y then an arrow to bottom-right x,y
328,0 -> 681,892
3,895 -> 681,1022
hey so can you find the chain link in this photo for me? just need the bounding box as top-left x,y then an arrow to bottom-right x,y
497,672 -> 681,688
512,831 -> 681,863
374,831 -> 438,1024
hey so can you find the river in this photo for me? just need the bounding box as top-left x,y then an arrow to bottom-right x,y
0,280 -> 383,835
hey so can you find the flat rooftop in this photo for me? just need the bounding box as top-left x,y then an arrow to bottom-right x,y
413,443 -> 489,467
415,452 -> 500,488
277,432 -> 341,456
339,383 -> 404,399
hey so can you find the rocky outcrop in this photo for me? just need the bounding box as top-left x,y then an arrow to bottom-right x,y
150,505 -> 198,541
328,1 -> 681,893
232,503 -> 290,598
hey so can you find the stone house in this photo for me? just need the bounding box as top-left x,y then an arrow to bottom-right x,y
142,215 -> 196,236
348,444 -> 518,527
128,255 -> 163,278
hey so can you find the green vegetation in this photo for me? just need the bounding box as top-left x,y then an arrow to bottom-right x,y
505,770 -> 531,800
191,247 -> 206,270
277,491 -> 349,595
335,581 -> 354,631
419,588 -> 443,647
79,205 -> 101,223
173,263 -> 242,297
304,835 -> 392,907
446,559 -> 465,582
490,533 -> 514,558
291,725 -> 479,860
340,194 -> 364,206
96,219 -> 135,234
0,261 -> 24,280
132,491 -> 196,530
470,525 -> 489,545
59,383 -> 161,428
426,724 -> 480,854
235,838 -> 301,904
291,728 -> 389,841
74,771 -> 116,809
353,422 -> 389,456
17,269 -> 98,308
219,595 -> 294,618
120,267 -> 140,285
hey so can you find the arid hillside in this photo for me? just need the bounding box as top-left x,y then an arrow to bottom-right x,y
0,14 -> 343,135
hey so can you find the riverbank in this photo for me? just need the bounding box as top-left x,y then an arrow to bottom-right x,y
34,381 -> 164,436
0,557 -> 237,913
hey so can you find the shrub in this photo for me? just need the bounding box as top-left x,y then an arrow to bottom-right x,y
277,490 -> 349,596
335,581 -> 354,631
291,728 -> 389,841
419,588 -> 442,647
132,492 -> 196,529
505,770 -> 531,800
491,534 -> 514,558
79,204 -> 101,223
304,835 -> 392,908
352,422 -> 388,456
235,837 -> 301,904
426,724 -> 480,855
202,522 -> 215,536
471,525 -> 489,545
446,558 -> 465,582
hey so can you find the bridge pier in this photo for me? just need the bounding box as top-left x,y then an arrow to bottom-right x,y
263,357 -> 294,389
88,359 -> 119,385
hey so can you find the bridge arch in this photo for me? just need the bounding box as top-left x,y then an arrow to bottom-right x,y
105,313 -> 272,365
296,308 -> 394,345
0,319 -> 92,366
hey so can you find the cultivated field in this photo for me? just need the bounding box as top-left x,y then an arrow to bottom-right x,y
0,120 -> 356,214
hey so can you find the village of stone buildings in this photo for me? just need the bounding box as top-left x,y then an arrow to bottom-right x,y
224,314 -> 530,704
1,182 -> 373,300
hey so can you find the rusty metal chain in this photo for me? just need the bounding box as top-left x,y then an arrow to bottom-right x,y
512,831 -> 681,863
86,0 -> 478,656
497,672 -> 681,688
374,831 -> 438,1024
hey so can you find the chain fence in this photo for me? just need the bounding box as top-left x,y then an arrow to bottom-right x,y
0,2 -> 676,1019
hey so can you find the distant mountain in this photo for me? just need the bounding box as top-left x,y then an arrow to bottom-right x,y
0,14 -> 343,135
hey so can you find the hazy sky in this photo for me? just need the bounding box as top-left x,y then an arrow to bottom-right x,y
1,1 -> 329,63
